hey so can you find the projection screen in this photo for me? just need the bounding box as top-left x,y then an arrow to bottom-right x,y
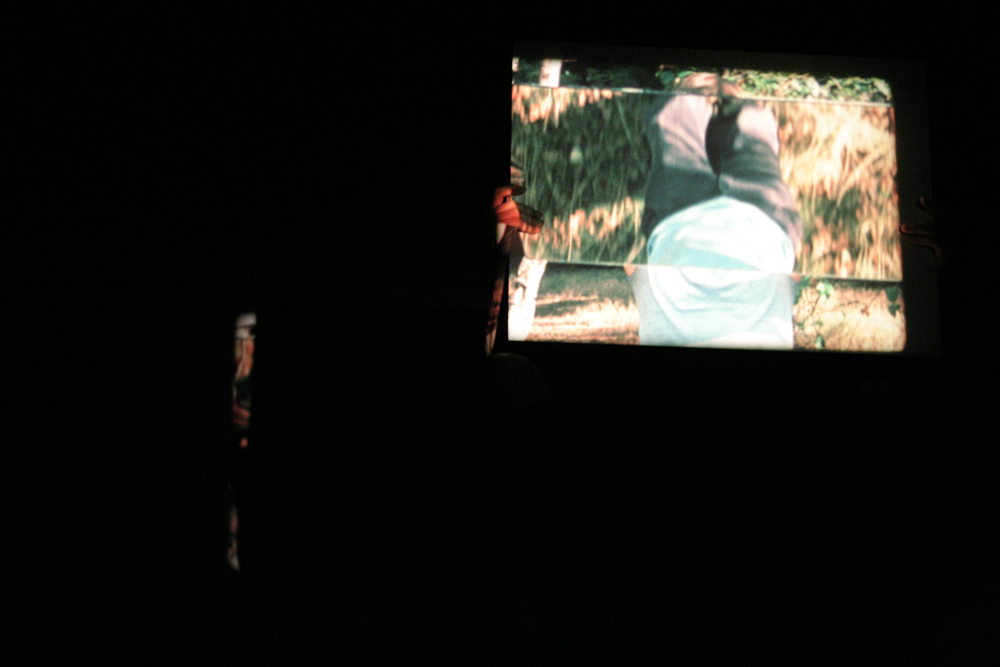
508,48 -> 911,353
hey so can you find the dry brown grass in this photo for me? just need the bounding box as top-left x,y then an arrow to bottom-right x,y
511,86 -> 620,128
526,297 -> 640,345
768,101 -> 900,280
520,197 -> 647,265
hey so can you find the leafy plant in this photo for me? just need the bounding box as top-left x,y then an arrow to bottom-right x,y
722,69 -> 892,102
655,66 -> 702,92
792,277 -> 906,351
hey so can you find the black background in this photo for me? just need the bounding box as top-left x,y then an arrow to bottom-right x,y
8,10 -> 997,662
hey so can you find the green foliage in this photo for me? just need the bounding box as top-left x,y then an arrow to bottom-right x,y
514,58 -> 893,102
723,70 -> 892,102
564,64 -> 662,90
654,69 -> 674,89
655,67 -> 701,92
795,275 -> 813,303
513,61 -> 542,86
885,285 -> 901,317
516,59 -> 678,90
792,278 -> 906,350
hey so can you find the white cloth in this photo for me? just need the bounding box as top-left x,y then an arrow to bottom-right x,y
628,195 -> 796,349
508,258 -> 548,341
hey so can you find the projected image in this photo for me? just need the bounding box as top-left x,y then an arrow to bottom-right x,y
516,265 -> 904,351
509,57 -> 903,351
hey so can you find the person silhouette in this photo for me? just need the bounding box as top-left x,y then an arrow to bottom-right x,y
226,178 -> 549,622
487,175 -> 544,355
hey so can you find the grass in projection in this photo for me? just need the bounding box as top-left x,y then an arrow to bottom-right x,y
509,62 -> 903,351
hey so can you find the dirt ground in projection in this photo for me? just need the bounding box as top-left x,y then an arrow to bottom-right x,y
520,264 -> 905,351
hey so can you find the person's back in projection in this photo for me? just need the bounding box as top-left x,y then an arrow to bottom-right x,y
627,73 -> 803,349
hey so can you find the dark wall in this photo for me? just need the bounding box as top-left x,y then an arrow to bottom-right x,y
9,13 -> 995,661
